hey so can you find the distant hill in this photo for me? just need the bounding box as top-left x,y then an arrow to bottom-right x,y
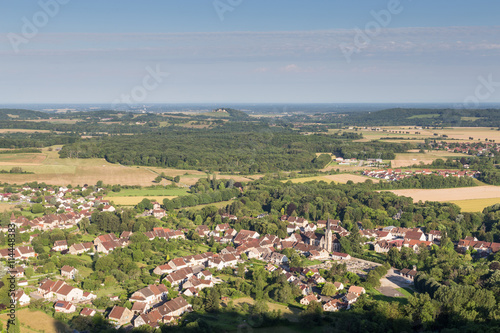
0,109 -> 51,120
343,108 -> 500,127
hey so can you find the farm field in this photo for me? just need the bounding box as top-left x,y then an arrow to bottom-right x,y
0,308 -> 71,333
108,195 -> 179,206
388,186 -> 500,204
0,147 -> 252,186
341,126 -> 500,143
449,198 -> 500,212
391,151 -> 469,168
106,187 -> 189,197
0,128 -> 51,133
286,173 -> 372,184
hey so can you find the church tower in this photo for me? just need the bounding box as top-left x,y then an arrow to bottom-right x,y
325,218 -> 333,252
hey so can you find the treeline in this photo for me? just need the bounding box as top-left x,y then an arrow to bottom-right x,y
0,132 -> 80,148
312,108 -> 500,127
163,188 -> 240,210
373,174 -> 477,190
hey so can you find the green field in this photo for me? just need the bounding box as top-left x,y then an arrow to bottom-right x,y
408,113 -> 440,119
107,187 -> 189,197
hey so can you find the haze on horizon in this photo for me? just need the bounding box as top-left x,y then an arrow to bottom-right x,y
0,0 -> 499,105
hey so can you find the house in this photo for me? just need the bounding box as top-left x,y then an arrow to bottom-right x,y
310,273 -> 326,284
153,264 -> 175,276
82,291 -> 97,301
80,308 -> 97,317
16,246 -> 36,258
152,208 -> 167,219
262,252 -> 288,265
134,309 -> 162,328
9,267 -> 24,278
265,264 -> 277,272
184,287 -> 199,297
102,205 -> 116,212
195,225 -> 210,237
196,270 -> 212,281
68,242 -> 93,255
182,276 -> 213,290
427,230 -> 442,242
300,294 -> 320,306
129,284 -> 168,305
157,296 -> 192,317
108,306 -> 133,327
61,265 -> 78,279
165,267 -> 194,286
215,223 -> 230,233
400,268 -> 418,281
38,280 -> 84,302
168,258 -> 188,270
333,281 -> 344,290
323,299 -> 345,312
405,230 -> 426,242
308,249 -> 329,260
14,290 -> 30,306
331,252 -> 351,260
54,301 -> 76,313
131,301 -> 150,315
348,286 -> 365,296
344,293 -> 359,307
52,240 -> 68,252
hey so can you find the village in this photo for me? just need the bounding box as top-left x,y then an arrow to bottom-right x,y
2,182 -> 499,330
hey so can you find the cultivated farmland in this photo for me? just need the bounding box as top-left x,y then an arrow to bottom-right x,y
388,185 -> 500,203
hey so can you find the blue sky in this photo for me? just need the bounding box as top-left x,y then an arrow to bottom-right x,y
1,0 -> 499,104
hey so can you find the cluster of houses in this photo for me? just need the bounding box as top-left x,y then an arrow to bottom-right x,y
433,141 -> 499,157
0,245 -> 36,259
300,283 -> 366,312
362,227 -> 500,257
1,184 -> 120,233
360,227 -> 439,253
38,276 -> 97,313
457,236 -> 500,256
363,168 -> 480,182
108,296 -> 192,328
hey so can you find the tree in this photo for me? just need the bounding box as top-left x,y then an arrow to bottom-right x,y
31,203 -> 44,214
404,293 -> 437,329
321,282 -> 337,296
204,289 -> 220,312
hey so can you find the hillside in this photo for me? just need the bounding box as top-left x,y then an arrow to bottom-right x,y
0,108 -> 51,120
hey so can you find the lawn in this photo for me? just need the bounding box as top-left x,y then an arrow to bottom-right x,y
95,284 -> 125,298
179,200 -> 234,211
302,259 -> 322,267
368,288 -> 409,306
232,297 -> 301,322
397,287 -> 415,297
362,251 -> 387,262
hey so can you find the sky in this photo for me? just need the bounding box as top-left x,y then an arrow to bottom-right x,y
0,0 -> 499,104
